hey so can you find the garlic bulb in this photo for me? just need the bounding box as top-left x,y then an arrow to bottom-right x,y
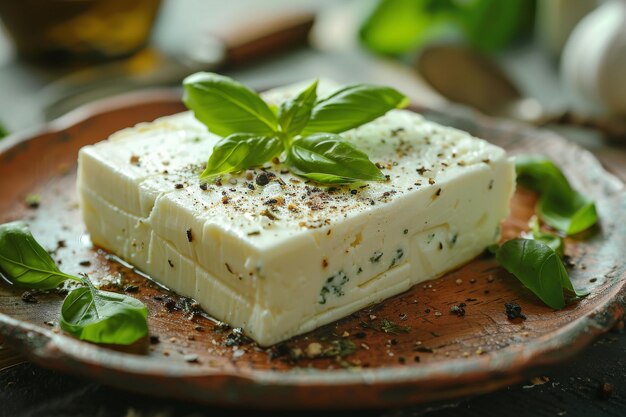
561,0 -> 626,115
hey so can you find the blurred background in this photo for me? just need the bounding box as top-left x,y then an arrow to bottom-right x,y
0,0 -> 625,144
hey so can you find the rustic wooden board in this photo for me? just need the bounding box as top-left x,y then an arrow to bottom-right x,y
0,90 -> 624,409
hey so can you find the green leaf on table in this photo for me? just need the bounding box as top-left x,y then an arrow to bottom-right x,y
538,191 -> 597,236
278,80 -> 318,137
183,72 -> 278,137
286,133 -> 386,184
0,221 -> 150,345
300,84 -> 408,136
496,238 -> 586,310
516,155 -> 598,235
0,221 -> 78,289
60,277 -> 148,345
200,133 -> 283,181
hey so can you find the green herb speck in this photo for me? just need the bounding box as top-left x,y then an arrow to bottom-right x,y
370,251 -> 383,263
381,318 -> 411,334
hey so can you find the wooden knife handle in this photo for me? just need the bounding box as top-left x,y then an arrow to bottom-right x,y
221,11 -> 315,67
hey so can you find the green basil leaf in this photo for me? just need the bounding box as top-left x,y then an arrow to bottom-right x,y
516,155 -> 598,235
183,72 -> 278,137
200,133 -> 283,181
0,222 -> 149,345
537,191 -> 597,236
496,238 -> 585,310
60,278 -> 148,345
301,84 -> 409,135
278,80 -> 318,137
286,133 -> 386,184
0,221 -> 77,289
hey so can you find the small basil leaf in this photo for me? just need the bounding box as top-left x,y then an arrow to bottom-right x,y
538,191 -> 597,236
278,80 -> 318,137
0,221 -> 77,289
286,133 -> 386,184
60,278 -> 148,345
516,155 -> 598,235
183,72 -> 278,137
496,238 -> 585,309
200,134 -> 283,181
301,84 -> 409,135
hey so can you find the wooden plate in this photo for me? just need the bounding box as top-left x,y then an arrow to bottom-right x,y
0,90 -> 625,409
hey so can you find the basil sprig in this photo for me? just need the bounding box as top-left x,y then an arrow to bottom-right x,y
527,216 -> 564,258
183,72 -> 408,184
493,157 -> 595,309
515,155 -> 598,235
0,221 -> 148,345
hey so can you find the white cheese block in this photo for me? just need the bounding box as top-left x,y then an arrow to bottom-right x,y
78,82 -> 515,346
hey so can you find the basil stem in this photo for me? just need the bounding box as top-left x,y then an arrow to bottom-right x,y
528,216 -> 564,258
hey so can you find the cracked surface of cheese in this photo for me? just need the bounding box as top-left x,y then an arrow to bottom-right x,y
78,82 -> 515,346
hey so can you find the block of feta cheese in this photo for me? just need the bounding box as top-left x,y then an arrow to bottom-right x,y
78,81 -> 515,346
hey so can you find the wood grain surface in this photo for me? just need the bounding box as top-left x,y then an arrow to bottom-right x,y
0,90 -> 624,409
